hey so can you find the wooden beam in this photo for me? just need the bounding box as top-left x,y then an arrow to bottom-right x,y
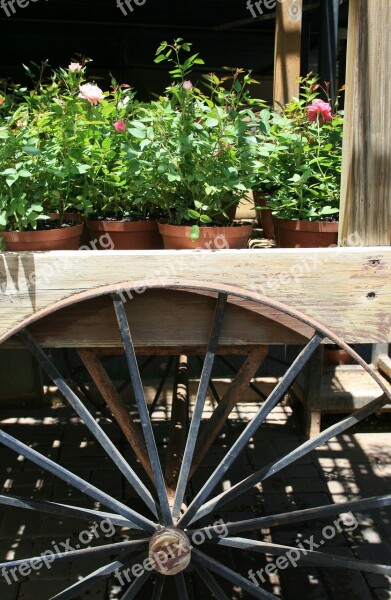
165,355 -> 188,504
0,248 -> 390,344
339,0 -> 391,246
77,349 -> 154,482
190,346 -> 268,478
378,354 -> 391,381
273,0 -> 303,105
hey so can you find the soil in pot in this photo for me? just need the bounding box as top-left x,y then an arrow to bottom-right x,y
253,191 -> 275,240
274,218 -> 338,248
158,222 -> 253,250
1,220 -> 83,251
85,218 -> 163,250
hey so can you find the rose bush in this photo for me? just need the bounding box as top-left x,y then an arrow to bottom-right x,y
253,74 -> 344,221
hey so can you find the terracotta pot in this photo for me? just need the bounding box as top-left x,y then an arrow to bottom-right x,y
85,219 -> 162,250
323,346 -> 352,366
274,218 -> 339,248
49,212 -> 91,246
253,191 -> 275,239
158,222 -> 253,250
1,223 -> 83,251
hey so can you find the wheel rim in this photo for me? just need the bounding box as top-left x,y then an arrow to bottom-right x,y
0,286 -> 390,599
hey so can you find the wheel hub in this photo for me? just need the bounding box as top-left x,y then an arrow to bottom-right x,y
148,527 -> 192,576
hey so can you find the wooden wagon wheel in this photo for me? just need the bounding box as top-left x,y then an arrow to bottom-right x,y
0,283 -> 390,599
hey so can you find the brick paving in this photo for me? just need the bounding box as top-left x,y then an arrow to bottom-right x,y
0,394 -> 390,600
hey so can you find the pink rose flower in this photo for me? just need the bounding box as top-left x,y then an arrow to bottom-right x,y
183,80 -> 193,90
78,83 -> 105,105
114,120 -> 127,133
307,99 -> 333,123
68,62 -> 83,72
0,98 -> 4,106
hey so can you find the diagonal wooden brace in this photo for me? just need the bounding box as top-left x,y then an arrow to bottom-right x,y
77,348 -> 153,482
189,346 -> 268,478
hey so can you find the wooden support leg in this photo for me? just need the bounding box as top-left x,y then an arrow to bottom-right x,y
304,409 -> 322,439
303,346 -> 324,438
189,346 -> 269,479
165,355 -> 188,506
77,348 -> 153,482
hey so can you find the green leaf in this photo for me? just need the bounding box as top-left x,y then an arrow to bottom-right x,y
22,145 -> 41,155
319,206 -> 339,215
102,137 -> 111,149
167,173 -> 180,182
140,138 -> 151,149
128,128 -> 146,139
200,214 -> 212,223
190,224 -> 200,241
154,54 -> 166,64
205,118 -> 219,128
0,212 -> 7,227
18,169 -> 32,178
188,209 -> 200,219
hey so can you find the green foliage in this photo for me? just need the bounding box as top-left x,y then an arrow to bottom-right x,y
0,53 -> 344,238
253,75 -> 344,221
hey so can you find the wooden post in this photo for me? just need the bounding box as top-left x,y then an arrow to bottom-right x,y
273,0 -> 303,105
339,0 -> 391,246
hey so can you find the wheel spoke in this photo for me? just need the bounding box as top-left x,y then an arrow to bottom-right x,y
0,428 -> 157,532
179,334 -> 324,527
0,539 -> 149,573
189,393 -> 388,524
0,493 -> 136,528
120,567 -> 151,599
190,346 -> 269,479
49,557 -> 134,600
151,574 -> 165,599
113,293 -> 173,525
193,549 -> 279,599
77,348 -> 154,483
193,563 -> 230,600
175,572 -> 189,599
219,537 -> 391,575
18,328 -> 158,518
190,494 -> 391,539
173,293 -> 228,519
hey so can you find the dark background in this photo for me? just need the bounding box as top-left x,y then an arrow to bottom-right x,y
0,0 -> 349,101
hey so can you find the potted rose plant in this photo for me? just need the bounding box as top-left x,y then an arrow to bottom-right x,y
43,63 -> 162,250
262,75 -> 343,248
132,39 -> 262,249
0,87 -> 83,251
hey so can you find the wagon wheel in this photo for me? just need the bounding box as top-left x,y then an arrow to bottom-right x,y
0,284 -> 390,599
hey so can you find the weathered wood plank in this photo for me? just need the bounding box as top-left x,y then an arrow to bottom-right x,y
339,0 -> 391,245
0,247 -> 390,344
273,0 -> 303,105
378,354 -> 391,381
3,291 -> 309,347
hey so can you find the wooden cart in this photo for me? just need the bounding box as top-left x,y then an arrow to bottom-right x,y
0,247 -> 390,598
0,1 -> 390,597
